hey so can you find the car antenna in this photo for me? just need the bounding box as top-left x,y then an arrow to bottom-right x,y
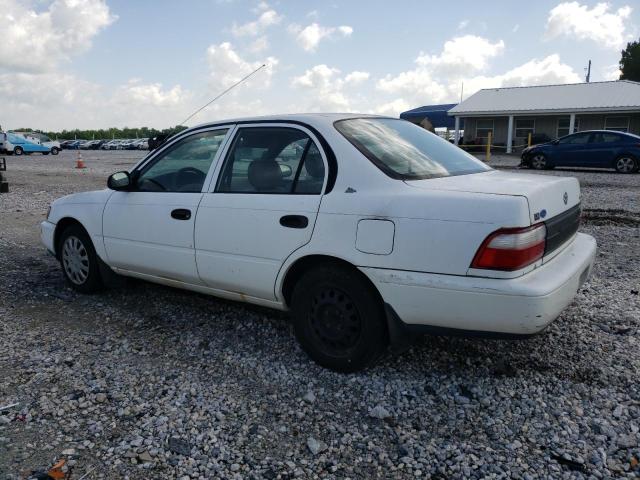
180,63 -> 267,126
149,63 -> 267,151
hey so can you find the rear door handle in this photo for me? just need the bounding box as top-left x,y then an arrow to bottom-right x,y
171,208 -> 191,220
280,215 -> 308,229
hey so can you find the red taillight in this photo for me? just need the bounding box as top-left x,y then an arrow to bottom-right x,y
471,224 -> 546,271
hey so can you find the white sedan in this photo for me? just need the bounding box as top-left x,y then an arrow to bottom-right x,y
41,114 -> 596,372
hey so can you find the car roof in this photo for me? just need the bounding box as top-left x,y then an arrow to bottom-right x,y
191,113 -> 387,130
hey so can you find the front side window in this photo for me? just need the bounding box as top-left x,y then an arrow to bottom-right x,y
136,129 -> 228,192
475,119 -> 494,139
515,119 -> 535,138
216,127 -> 325,194
558,132 -> 591,145
335,118 -> 490,180
604,116 -> 629,132
557,117 -> 580,137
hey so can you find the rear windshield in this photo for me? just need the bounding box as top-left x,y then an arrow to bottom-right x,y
335,118 -> 490,180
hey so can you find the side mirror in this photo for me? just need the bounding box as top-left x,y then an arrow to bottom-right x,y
107,171 -> 132,190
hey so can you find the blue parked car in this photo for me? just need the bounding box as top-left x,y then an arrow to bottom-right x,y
521,130 -> 640,173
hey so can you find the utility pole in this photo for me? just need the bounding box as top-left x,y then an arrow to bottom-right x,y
460,82 -> 464,103
585,60 -> 591,83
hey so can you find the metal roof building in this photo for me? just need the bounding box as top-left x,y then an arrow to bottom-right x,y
448,80 -> 640,152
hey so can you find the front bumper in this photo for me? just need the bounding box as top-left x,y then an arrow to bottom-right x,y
362,232 -> 596,336
41,220 -> 56,256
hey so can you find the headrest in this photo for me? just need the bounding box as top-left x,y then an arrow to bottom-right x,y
248,160 -> 282,191
305,149 -> 325,179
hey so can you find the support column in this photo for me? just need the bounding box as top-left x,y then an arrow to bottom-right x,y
506,115 -> 514,154
568,113 -> 576,134
454,116 -> 460,145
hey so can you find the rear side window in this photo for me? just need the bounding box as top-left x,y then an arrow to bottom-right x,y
335,118 -> 490,180
216,127 -> 325,194
592,132 -> 622,143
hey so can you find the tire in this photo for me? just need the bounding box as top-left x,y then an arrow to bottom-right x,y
51,147 -> 60,155
614,155 -> 637,174
291,265 -> 388,372
530,153 -> 547,170
14,146 -> 23,156
58,225 -> 103,293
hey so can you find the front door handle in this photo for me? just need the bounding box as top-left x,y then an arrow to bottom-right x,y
280,215 -> 308,229
171,208 -> 191,220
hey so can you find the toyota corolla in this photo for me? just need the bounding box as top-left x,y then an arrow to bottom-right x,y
41,114 -> 596,372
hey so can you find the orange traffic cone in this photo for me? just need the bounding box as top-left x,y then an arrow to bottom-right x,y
76,151 -> 86,169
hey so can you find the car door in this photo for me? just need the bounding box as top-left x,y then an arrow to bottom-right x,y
553,132 -> 592,166
195,124 -> 327,301
102,127 -> 232,284
587,132 -> 623,167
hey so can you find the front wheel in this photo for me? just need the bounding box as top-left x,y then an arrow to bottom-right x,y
58,225 -> 103,293
530,153 -> 547,170
291,265 -> 388,372
51,147 -> 60,155
615,156 -> 637,174
14,146 -> 23,156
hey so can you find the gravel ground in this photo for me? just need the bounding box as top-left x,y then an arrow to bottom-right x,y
1,151 -> 639,479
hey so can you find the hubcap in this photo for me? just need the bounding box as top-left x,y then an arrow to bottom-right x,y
532,155 -> 545,169
309,287 -> 361,353
62,236 -> 90,285
617,157 -> 635,173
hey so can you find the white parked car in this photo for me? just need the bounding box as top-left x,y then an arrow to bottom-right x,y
41,114 -> 596,372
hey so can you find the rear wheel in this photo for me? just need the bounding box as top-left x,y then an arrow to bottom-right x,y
291,265 -> 388,372
615,155 -> 637,174
530,153 -> 546,170
58,225 -> 103,293
13,146 -> 23,156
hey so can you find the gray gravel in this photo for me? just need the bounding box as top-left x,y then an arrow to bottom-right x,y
0,151 -> 639,479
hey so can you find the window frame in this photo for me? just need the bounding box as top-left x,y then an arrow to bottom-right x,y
557,132 -> 592,145
211,123 -> 329,195
604,116 -> 630,132
475,118 -> 494,139
131,125 -> 234,194
514,118 -> 535,138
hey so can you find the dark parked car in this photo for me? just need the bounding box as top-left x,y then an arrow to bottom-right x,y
521,130 -> 640,173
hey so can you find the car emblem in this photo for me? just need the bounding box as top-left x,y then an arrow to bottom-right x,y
563,192 -> 568,205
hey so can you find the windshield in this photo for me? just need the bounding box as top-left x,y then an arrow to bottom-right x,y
335,117 -> 490,179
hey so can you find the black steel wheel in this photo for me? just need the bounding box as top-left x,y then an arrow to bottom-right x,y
291,264 -> 388,372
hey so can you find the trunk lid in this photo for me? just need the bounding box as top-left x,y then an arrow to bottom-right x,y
405,170 -> 580,225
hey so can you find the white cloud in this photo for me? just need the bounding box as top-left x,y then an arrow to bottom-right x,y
376,38 -> 581,111
288,22 -> 353,52
457,19 -> 469,30
248,36 -> 269,53
373,99 -> 411,116
113,80 -> 189,107
603,64 -> 621,81
231,6 -> 281,37
207,42 -> 278,88
0,0 -> 116,73
344,71 -> 370,85
415,35 -> 505,76
291,65 -> 355,111
545,2 -> 633,49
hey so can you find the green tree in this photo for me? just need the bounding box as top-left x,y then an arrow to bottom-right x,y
620,38 -> 640,81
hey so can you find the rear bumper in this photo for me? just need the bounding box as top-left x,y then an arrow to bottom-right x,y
362,232 -> 596,336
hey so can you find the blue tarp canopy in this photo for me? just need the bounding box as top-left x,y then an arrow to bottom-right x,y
399,103 -> 462,129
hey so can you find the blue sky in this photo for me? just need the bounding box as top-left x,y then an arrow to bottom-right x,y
1,0 -> 638,130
